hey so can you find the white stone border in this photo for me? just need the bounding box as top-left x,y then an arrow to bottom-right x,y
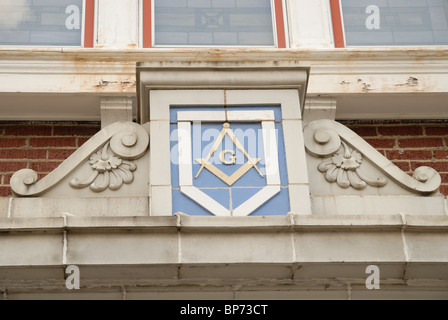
148,89 -> 312,216
226,90 -> 312,215
177,111 -> 280,217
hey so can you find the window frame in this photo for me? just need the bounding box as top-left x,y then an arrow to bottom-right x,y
0,0 -> 95,48
330,0 -> 448,48
329,0 -> 345,48
142,0 -> 286,48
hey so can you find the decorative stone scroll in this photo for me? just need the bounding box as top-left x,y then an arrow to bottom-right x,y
304,119 -> 441,195
11,122 -> 149,197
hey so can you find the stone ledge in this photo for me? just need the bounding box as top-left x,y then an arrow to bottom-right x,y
0,214 -> 448,233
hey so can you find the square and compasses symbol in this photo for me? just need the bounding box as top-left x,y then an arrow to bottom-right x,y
195,122 -> 263,186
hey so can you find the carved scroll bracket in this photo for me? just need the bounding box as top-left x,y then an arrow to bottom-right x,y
11,122 -> 150,197
304,119 -> 441,195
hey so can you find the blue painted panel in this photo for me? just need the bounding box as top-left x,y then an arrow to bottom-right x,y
172,189 -> 214,216
231,187 -> 290,216
170,106 -> 290,216
172,188 -> 230,216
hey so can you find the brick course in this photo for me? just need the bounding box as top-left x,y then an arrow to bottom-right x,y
341,120 -> 448,196
0,121 -> 101,197
0,120 -> 447,198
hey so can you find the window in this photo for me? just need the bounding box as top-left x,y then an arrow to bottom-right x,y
0,0 -> 95,47
331,0 -> 448,47
142,0 -> 286,48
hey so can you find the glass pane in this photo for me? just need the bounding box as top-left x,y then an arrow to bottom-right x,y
0,0 -> 84,46
154,0 -> 275,46
341,0 -> 448,46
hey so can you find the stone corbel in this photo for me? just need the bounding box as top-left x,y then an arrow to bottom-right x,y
100,97 -> 134,129
11,121 -> 149,197
304,119 -> 441,195
303,97 -> 337,124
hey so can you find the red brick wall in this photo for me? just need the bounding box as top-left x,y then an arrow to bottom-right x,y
0,122 -> 101,197
0,120 -> 447,197
341,120 -> 448,196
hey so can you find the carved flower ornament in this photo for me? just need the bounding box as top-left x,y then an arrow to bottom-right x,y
69,124 -> 149,193
70,142 -> 137,192
90,148 -> 122,173
318,141 -> 387,190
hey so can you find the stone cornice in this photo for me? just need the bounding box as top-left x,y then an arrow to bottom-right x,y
0,214 -> 447,292
1,47 -> 447,120
0,47 -> 447,62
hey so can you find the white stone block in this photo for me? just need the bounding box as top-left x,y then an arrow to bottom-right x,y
405,233 -> 448,262
149,121 -> 172,186
150,186 -> 172,216
282,120 -> 309,184
10,197 -> 149,218
311,196 -> 447,216
288,184 -> 312,215
66,232 -> 178,265
0,198 -> 9,218
180,232 -> 293,264
0,233 -> 63,266
293,231 -> 405,263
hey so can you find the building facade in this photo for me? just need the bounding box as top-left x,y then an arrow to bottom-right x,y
0,0 -> 447,300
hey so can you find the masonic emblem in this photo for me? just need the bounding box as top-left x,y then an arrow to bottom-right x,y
172,108 -> 287,217
195,123 -> 263,186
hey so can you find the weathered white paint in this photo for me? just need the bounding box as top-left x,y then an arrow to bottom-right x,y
0,48 -> 447,120
96,0 -> 139,48
285,0 -> 334,48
